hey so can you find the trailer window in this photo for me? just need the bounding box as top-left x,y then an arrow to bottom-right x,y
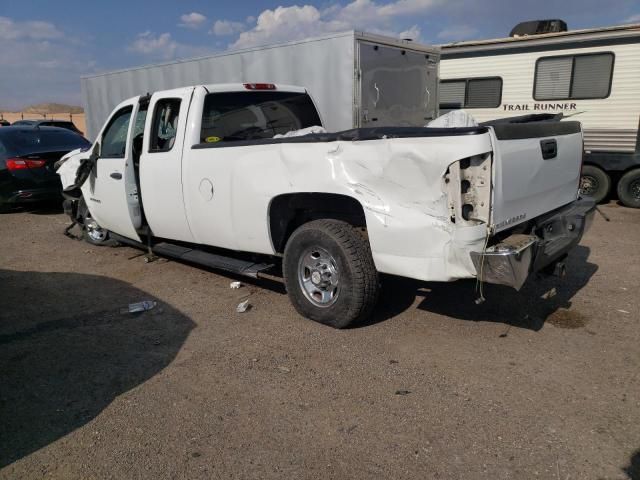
534,52 -> 614,100
439,77 -> 502,111
199,91 -> 321,143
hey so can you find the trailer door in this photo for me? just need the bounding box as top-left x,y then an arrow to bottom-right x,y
359,42 -> 438,127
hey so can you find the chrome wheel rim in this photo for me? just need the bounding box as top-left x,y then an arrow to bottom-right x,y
85,215 -> 107,242
298,247 -> 340,307
580,175 -> 598,196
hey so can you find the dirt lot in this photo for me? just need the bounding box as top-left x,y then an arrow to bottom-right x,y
0,202 -> 638,479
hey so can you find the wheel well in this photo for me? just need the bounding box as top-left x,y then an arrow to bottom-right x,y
269,193 -> 367,253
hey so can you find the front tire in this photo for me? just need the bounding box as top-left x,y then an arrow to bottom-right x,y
283,219 -> 379,328
617,168 -> 640,208
79,198 -> 113,246
580,165 -> 610,204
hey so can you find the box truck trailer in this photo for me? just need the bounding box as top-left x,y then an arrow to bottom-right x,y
81,31 -> 440,140
439,22 -> 640,208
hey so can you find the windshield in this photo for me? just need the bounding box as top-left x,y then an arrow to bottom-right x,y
0,129 -> 90,156
200,91 -> 321,143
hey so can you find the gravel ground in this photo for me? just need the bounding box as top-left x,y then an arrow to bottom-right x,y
0,201 -> 638,479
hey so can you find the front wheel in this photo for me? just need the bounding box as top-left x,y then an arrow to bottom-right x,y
283,219 -> 379,328
79,198 -> 113,246
617,168 -> 640,208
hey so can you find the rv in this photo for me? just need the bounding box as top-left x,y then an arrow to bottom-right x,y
440,23 -> 640,208
81,31 -> 439,140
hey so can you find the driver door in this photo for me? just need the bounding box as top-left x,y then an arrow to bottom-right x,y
82,99 -> 143,241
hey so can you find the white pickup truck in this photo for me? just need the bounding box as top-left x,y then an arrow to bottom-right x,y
57,83 -> 594,328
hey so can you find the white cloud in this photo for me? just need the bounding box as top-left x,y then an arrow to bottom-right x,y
0,16 -> 64,41
0,17 -> 94,110
399,25 -> 421,41
230,1 -> 439,50
437,24 -> 478,41
178,12 -> 207,29
127,31 -> 213,61
211,20 -> 246,36
623,13 -> 640,23
128,31 -> 177,59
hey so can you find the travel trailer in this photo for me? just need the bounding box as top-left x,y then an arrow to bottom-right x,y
440,23 -> 640,208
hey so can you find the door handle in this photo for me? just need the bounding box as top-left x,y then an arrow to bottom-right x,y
110,172 -> 123,180
540,139 -> 558,160
373,83 -> 380,107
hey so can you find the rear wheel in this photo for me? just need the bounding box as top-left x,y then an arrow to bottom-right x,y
283,219 -> 379,328
617,168 -> 640,209
580,165 -> 610,204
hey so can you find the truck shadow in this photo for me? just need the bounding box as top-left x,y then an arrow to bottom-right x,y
0,269 -> 195,468
625,448 -> 639,480
363,245 -> 597,331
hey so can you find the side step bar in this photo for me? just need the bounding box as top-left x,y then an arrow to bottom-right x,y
111,234 -> 274,278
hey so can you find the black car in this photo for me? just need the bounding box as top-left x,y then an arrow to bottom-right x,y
11,119 -> 83,135
0,126 -> 91,211
0,119 -> 10,127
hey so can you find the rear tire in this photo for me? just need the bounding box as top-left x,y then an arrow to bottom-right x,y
617,168 -> 640,209
580,165 -> 610,204
283,219 -> 379,328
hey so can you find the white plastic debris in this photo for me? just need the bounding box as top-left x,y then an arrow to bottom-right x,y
127,300 -> 157,313
230,281 -> 242,289
273,125 -> 326,138
427,110 -> 479,128
236,299 -> 251,313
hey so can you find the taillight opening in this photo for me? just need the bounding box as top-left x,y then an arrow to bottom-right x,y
6,158 -> 46,171
243,83 -> 276,90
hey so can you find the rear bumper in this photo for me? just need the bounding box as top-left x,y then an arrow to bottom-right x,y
470,197 -> 596,290
0,187 -> 61,205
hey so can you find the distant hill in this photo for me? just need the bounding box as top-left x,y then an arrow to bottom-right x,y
22,103 -> 84,114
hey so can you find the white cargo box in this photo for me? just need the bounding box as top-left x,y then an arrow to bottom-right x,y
81,31 -> 440,139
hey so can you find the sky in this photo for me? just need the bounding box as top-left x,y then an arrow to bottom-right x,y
1,0 -> 639,110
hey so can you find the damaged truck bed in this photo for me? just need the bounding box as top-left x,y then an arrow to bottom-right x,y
56,83 -> 594,328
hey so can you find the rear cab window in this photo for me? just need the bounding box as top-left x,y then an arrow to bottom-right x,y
200,91 -> 321,144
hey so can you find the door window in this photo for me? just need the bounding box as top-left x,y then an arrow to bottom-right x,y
101,107 -> 132,158
150,99 -> 181,152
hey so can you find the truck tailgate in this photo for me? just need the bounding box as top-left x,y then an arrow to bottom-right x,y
489,122 -> 583,233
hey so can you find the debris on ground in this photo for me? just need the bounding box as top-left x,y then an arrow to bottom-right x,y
236,299 -> 251,313
277,366 -> 291,373
395,390 -> 411,396
541,287 -> 557,299
122,300 -> 157,314
230,281 -> 243,289
617,309 -> 630,314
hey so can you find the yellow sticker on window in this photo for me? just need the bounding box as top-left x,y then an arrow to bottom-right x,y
205,136 -> 221,143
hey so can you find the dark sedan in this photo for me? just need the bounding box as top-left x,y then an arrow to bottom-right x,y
0,126 -> 90,211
